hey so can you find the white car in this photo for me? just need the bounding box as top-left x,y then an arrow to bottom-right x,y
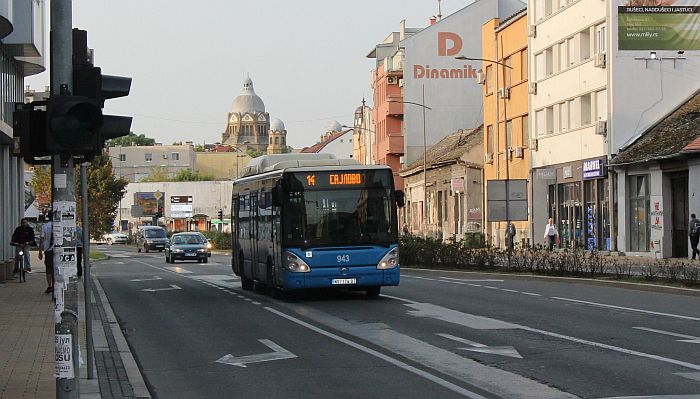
95,231 -> 128,245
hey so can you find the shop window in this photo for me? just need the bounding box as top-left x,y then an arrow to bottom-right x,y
629,175 -> 650,252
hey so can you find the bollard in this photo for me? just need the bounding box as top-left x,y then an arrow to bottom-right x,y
56,282 -> 80,398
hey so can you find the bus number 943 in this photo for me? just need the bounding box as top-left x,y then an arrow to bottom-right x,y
337,255 -> 350,263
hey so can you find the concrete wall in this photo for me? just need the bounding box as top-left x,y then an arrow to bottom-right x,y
195,152 -> 251,180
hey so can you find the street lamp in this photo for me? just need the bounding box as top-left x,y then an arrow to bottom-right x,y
456,49 -> 516,254
388,85 -> 432,237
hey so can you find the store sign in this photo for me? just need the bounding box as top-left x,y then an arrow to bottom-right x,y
171,195 -> 193,204
563,166 -> 573,179
583,159 -> 606,179
536,168 -> 556,180
170,204 -> 193,212
451,178 -> 465,192
171,212 -> 194,218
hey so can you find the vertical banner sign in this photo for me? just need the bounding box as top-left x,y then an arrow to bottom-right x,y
619,0 -> 700,50
650,196 -> 664,252
55,334 -> 74,378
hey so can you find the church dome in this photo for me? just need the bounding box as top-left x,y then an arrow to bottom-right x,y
231,77 -> 266,114
270,118 -> 285,131
326,120 -> 343,132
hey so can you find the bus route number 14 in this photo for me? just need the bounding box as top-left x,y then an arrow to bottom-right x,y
306,175 -> 316,186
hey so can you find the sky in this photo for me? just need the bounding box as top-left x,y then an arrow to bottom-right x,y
26,0 -> 470,149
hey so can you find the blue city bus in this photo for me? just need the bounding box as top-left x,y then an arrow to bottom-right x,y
231,154 -> 404,297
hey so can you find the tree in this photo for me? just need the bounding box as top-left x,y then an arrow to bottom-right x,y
77,155 -> 128,238
246,148 -> 263,158
76,154 -> 128,240
139,166 -> 170,182
31,165 -> 52,211
171,169 -> 214,181
193,144 -> 205,152
106,132 -> 156,147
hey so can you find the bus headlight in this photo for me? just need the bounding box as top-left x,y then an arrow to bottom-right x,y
377,248 -> 399,270
283,251 -> 311,273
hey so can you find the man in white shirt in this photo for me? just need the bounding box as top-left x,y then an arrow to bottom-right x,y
38,213 -> 54,294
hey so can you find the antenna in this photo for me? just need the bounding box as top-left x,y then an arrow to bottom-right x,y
437,0 -> 443,20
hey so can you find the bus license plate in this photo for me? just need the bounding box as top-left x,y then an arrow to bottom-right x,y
331,278 -> 356,285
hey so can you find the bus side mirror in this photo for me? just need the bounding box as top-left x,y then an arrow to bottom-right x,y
272,185 -> 282,207
395,190 -> 405,208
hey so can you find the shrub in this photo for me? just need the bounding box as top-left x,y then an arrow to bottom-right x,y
200,230 -> 232,250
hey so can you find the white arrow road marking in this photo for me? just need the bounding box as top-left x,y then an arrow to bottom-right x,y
188,275 -> 240,289
216,339 -> 297,368
675,372 -> 700,383
438,333 -> 523,359
130,276 -> 163,282
141,284 -> 181,292
165,267 -> 192,274
634,327 -> 700,344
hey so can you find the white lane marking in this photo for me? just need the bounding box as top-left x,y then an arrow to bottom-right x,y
441,277 -> 504,282
552,297 -> 700,321
265,307 -> 490,399
164,266 -> 193,274
483,286 -> 499,290
501,289 -> 519,293
408,275 -> 441,282
675,372 -> 700,383
141,284 -> 181,292
633,327 -> 700,344
521,292 -> 542,297
107,261 -> 126,264
390,294 -> 700,372
468,284 -> 482,287
130,276 -> 162,282
438,333 -> 523,359
216,339 -> 297,368
598,393 -> 700,398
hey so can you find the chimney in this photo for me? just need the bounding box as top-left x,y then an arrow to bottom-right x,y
429,16 -> 437,25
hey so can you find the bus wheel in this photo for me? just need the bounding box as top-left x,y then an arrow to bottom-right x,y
366,286 -> 381,297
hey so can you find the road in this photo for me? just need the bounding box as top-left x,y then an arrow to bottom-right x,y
93,245 -> 700,399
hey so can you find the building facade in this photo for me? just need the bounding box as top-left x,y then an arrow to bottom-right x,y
400,127 -> 483,238
109,144 -> 196,182
352,101 -> 373,165
300,121 -> 354,159
481,10 -> 530,248
266,118 -> 289,155
221,77 -> 271,153
0,0 -> 46,279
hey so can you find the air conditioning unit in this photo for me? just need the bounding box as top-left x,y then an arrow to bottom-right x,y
504,148 -> 512,161
162,153 -> 168,159
387,76 -> 398,84
595,120 -> 608,135
594,52 -> 606,68
528,25 -> 537,38
514,146 -> 524,158
528,82 -> 537,94
398,78 -> 404,87
529,138 -> 538,151
499,87 -> 511,99
476,71 -> 486,85
484,153 -> 493,164
399,155 -> 405,164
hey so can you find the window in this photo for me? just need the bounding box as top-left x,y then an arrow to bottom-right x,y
629,175 -> 650,252
506,120 -> 513,148
559,102 -> 569,132
145,153 -> 153,162
558,42 -> 567,72
522,115 -> 529,144
569,98 -> 578,128
535,52 -> 545,81
504,56 -> 512,87
581,93 -> 592,126
545,48 -> 554,76
546,106 -> 554,135
172,153 -> 180,161
521,50 -> 528,81
567,37 -> 577,66
536,0 -> 545,21
487,125 -> 494,154
580,29 -> 591,61
119,154 -> 126,162
596,90 -> 607,121
486,65 -> 494,93
536,109 -> 546,137
595,24 -> 607,54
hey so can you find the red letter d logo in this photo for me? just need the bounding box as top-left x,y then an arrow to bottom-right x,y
438,32 -> 462,56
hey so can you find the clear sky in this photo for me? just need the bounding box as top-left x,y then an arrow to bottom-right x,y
26,0 -> 470,149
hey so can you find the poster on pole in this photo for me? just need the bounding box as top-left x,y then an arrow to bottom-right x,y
55,334 -> 74,379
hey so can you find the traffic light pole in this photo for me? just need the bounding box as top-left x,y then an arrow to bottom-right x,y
52,1 -> 80,397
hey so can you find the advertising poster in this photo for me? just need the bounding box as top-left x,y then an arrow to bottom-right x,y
134,192 -> 165,216
619,0 -> 700,50
55,334 -> 74,379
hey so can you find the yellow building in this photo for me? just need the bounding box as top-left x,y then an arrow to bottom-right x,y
481,10 -> 530,248
195,152 -> 251,180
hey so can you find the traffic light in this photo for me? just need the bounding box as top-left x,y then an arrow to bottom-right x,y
45,95 -> 103,154
71,28 -> 132,158
13,103 -> 49,164
156,206 -> 164,218
218,209 -> 223,220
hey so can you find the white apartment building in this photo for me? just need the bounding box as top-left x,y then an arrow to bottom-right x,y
529,0 -> 700,255
109,144 -> 196,183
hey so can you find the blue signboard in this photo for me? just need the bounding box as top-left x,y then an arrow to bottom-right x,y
583,158 -> 606,179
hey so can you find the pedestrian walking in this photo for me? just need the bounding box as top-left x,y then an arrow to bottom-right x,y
11,218 -> 35,273
402,223 -> 410,236
689,213 -> 700,260
38,213 -> 54,294
505,222 -> 516,251
543,218 -> 558,251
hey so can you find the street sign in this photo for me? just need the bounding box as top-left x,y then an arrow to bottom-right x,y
170,195 -> 193,204
154,190 -> 162,200
487,179 -> 528,222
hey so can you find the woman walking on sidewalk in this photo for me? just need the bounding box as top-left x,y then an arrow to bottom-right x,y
544,218 -> 558,251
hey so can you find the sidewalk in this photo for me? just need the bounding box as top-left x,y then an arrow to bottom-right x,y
0,251 -> 150,399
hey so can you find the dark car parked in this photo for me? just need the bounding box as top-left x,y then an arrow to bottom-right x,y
136,226 -> 168,252
165,233 -> 209,263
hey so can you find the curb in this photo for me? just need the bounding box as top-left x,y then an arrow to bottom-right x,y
404,267 -> 700,297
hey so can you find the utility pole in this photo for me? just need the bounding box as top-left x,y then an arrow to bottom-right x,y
51,1 -> 80,397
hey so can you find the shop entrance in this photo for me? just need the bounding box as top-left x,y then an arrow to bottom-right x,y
558,182 -> 583,248
671,171 -> 688,257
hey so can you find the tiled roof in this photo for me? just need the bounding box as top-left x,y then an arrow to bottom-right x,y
610,91 -> 700,165
402,126 -> 483,173
300,130 -> 349,153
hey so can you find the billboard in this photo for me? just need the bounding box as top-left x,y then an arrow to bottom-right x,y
619,0 -> 700,50
134,191 -> 165,217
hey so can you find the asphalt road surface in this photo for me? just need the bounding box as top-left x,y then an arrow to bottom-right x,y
93,245 -> 700,399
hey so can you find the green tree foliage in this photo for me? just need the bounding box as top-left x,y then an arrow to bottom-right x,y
246,148 -> 263,158
193,144 -> 205,152
139,166 -> 170,182
31,165 -> 52,210
171,169 -> 215,181
77,154 -> 128,240
106,132 -> 156,147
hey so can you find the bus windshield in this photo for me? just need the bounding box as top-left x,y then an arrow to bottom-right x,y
282,171 -> 396,247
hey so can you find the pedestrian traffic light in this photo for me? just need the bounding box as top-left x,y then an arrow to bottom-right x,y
71,29 -> 132,158
218,209 -> 223,220
13,103 -> 50,164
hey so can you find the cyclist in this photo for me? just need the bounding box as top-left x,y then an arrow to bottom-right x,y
11,218 -> 35,274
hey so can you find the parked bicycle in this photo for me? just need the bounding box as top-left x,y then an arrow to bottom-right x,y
11,242 -> 30,283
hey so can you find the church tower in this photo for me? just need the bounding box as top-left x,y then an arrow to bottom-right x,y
222,77 -> 270,153
267,118 -> 289,154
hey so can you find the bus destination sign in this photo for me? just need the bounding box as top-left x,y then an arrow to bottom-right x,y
299,172 -> 365,189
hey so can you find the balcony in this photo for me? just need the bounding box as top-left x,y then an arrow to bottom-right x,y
386,134 -> 404,155
386,96 -> 404,116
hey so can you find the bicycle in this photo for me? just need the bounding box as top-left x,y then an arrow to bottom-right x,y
11,242 -> 29,283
